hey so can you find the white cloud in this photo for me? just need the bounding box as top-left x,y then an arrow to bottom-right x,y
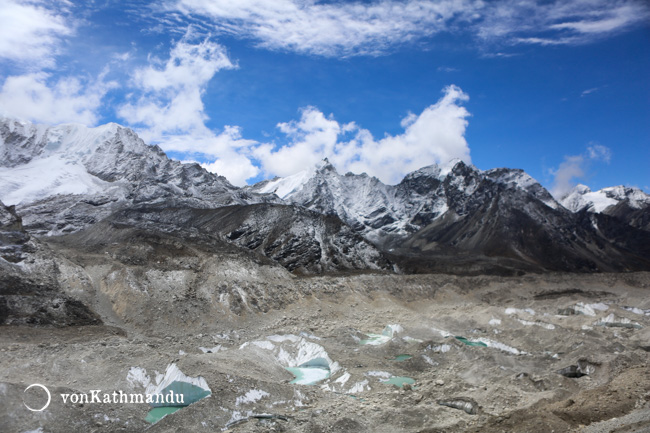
479,1 -> 649,47
587,144 -> 611,163
0,71 -> 115,125
255,85 -> 471,184
0,0 -> 72,66
549,5 -> 640,34
550,155 -> 588,199
581,87 -> 600,97
160,126 -> 260,186
201,154 -> 259,187
167,0 -> 650,56
169,0 -> 471,56
550,144 -> 612,198
118,32 -> 261,186
118,33 -> 235,141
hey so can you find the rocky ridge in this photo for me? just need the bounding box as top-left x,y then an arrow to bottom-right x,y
1,117 -> 649,274
250,159 -> 650,274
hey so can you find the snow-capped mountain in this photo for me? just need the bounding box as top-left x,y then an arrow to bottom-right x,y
0,117 -> 274,235
249,158 -> 561,243
1,117 -> 649,274
0,118 -> 388,273
0,117 -> 255,205
561,184 -> 650,213
560,184 -> 650,232
251,159 -> 416,243
251,159 -> 650,273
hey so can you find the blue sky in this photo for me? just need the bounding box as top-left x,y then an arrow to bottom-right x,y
0,0 -> 648,196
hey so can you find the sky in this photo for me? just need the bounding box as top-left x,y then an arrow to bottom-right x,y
0,0 -> 648,196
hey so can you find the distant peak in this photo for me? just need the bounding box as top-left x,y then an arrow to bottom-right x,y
572,184 -> 592,194
315,158 -> 337,173
403,164 -> 442,180
442,159 -> 482,178
317,157 -> 333,167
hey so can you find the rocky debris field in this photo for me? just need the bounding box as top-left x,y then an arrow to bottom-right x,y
1,271 -> 649,433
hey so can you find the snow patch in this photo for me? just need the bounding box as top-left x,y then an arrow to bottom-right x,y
430,344 -> 451,353
622,306 -> 650,316
348,380 -> 370,394
235,389 -> 270,406
143,364 -> 211,397
334,372 -> 351,386
243,334 -> 339,373
199,345 -> 223,354
127,367 -> 151,389
575,302 -> 609,316
476,338 -> 527,355
517,319 -> 555,330
431,326 -> 452,338
595,313 -> 642,328
366,371 -> 392,379
505,308 -> 535,316
256,168 -> 315,198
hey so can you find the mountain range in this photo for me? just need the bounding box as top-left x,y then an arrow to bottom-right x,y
1,117 -> 649,276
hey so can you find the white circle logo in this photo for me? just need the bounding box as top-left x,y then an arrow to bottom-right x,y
24,384 -> 51,412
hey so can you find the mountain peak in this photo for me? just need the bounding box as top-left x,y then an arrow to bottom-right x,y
558,183 -> 650,213
403,164 -> 443,181
0,117 -> 271,234
572,184 -> 592,195
316,157 -> 337,172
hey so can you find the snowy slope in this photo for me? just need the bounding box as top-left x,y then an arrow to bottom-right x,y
249,159 -> 560,243
0,120 -> 126,205
0,117 -> 241,206
560,184 -> 650,213
0,117 -> 273,235
253,162 -> 324,199
484,168 -> 560,210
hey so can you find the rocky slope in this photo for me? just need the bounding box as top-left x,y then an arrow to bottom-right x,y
94,202 -> 392,275
0,200 -> 100,326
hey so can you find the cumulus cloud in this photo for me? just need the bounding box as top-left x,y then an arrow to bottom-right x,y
0,0 -> 72,67
201,153 -> 260,187
255,85 -> 471,184
118,32 -> 261,186
166,0 -> 650,56
0,2 -> 114,126
118,37 -> 472,186
0,71 -> 116,125
118,33 -> 235,140
550,144 -> 612,198
159,126 -> 260,186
